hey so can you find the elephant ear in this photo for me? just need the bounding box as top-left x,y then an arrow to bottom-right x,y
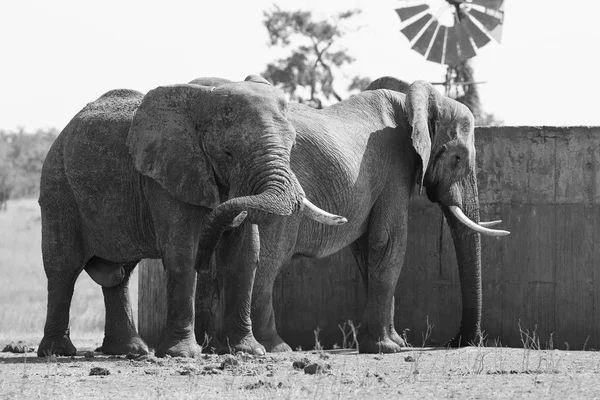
126,84 -> 220,208
244,75 -> 271,85
405,80 -> 446,191
364,76 -> 411,93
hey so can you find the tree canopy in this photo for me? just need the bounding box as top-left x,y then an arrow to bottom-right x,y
262,6 -> 369,108
0,128 -> 58,209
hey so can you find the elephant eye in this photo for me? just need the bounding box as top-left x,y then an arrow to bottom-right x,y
451,154 -> 462,168
223,150 -> 234,161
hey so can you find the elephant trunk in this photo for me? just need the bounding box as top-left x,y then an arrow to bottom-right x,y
441,173 -> 483,347
195,188 -> 296,272
195,163 -> 346,272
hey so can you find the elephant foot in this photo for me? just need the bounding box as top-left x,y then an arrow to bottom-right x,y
390,330 -> 408,348
359,336 -> 403,354
155,336 -> 203,358
218,334 -> 266,356
96,335 -> 149,356
37,332 -> 77,357
444,330 -> 482,348
259,335 -> 292,353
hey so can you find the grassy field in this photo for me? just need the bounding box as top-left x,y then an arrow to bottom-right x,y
0,198 -> 138,343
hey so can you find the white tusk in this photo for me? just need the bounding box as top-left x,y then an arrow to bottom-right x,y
479,220 -> 502,228
448,206 -> 510,236
229,211 -> 248,228
302,198 -> 348,226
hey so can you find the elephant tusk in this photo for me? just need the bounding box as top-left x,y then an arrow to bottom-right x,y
301,198 -> 348,226
229,211 -> 248,228
448,206 -> 510,237
479,220 -> 502,228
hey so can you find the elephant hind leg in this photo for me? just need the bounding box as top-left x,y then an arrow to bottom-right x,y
38,213 -> 84,357
349,233 -> 369,291
358,205 -> 409,354
95,261 -> 149,355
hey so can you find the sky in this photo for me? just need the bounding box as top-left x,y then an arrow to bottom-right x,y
1,0 -> 599,132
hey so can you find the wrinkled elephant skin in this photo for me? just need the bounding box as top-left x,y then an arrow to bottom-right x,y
37,76 -> 342,358
200,76 -> 508,354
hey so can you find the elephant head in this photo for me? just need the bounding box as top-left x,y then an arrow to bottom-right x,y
367,76 -> 509,345
126,76 -> 346,264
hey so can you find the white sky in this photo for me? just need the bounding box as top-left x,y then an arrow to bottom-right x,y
1,0 -> 599,131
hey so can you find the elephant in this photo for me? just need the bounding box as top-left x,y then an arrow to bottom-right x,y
37,75 -> 345,358
195,76 -> 509,353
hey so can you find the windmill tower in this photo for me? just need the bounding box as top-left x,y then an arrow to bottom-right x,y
395,0 -> 504,116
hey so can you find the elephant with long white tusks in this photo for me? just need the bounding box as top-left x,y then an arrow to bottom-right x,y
37,75 -> 345,358
196,75 -> 509,354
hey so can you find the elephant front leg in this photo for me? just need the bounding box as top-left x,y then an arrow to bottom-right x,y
96,262 -> 149,355
251,291 -> 291,352
216,223 -> 265,355
155,253 -> 203,358
359,216 -> 408,353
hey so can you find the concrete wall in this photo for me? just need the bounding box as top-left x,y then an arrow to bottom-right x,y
139,126 -> 600,350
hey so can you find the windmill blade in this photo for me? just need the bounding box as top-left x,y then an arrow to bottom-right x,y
412,19 -> 439,56
461,12 -> 491,48
427,25 -> 447,63
395,0 -> 504,65
400,13 -> 433,42
455,23 -> 477,60
444,26 -> 460,65
395,3 -> 429,22
467,8 -> 502,42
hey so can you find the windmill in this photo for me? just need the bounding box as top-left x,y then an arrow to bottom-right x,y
395,0 -> 504,106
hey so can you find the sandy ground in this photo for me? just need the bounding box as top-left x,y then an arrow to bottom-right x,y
2,339 -> 600,399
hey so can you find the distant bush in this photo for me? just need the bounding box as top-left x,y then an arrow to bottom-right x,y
0,128 -> 58,208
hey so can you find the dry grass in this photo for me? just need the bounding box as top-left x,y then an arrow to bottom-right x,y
0,198 -> 138,343
1,342 -> 600,399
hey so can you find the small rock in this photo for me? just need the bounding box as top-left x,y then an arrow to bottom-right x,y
303,362 -> 331,375
89,367 -> 110,376
292,358 -> 310,370
201,365 -> 222,375
220,354 -> 239,369
404,356 -> 415,362
83,351 -> 95,359
2,342 -> 34,353
135,354 -> 158,363
179,366 -> 199,375
239,353 -> 254,361
244,380 -> 273,390
144,369 -> 159,375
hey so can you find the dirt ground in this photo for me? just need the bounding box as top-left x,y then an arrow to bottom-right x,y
2,339 -> 600,399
